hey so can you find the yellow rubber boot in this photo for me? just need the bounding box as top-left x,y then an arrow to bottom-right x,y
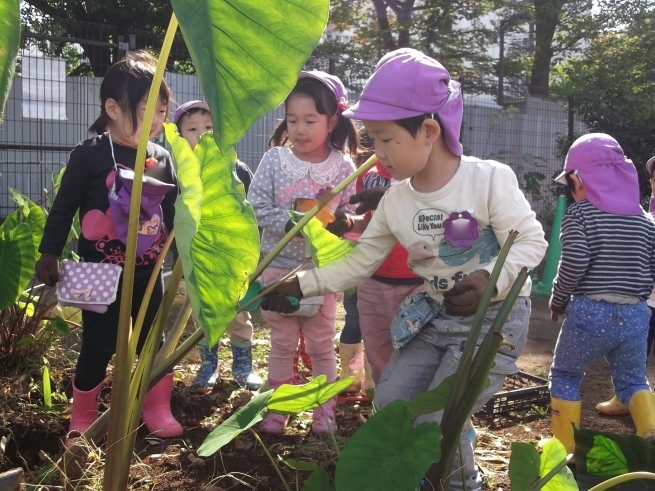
551,397 -> 581,454
628,390 -> 655,443
338,342 -> 364,393
596,395 -> 630,416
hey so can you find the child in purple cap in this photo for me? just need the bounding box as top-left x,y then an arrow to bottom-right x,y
172,101 -> 263,392
549,133 -> 655,453
34,51 -> 181,446
248,70 -> 359,435
261,49 -> 547,489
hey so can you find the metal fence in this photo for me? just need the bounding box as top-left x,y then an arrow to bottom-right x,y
1,19 -> 584,225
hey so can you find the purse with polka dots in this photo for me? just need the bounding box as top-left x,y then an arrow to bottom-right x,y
57,260 -> 123,314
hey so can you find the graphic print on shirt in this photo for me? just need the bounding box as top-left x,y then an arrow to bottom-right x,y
79,166 -> 166,266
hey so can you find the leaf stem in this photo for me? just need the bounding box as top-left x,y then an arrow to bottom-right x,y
249,428 -> 292,491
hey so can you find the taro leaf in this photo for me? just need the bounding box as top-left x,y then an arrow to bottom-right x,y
171,0 -> 330,153
0,0 -> 20,123
585,435 -> 628,478
302,468 -> 334,491
574,426 -> 655,491
288,211 -> 356,267
267,375 -> 353,414
197,389 -> 273,457
6,191 -> 46,260
0,221 -> 35,310
335,400 -> 441,491
509,442 -> 541,491
165,126 -> 260,348
539,438 -> 578,490
409,374 -> 455,418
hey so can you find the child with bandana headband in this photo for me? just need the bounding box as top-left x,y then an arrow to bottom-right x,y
549,133 -> 655,453
261,49 -> 547,490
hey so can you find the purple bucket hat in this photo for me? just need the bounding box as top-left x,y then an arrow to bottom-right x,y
298,70 -> 348,110
173,100 -> 210,125
554,133 -> 641,216
343,48 -> 463,156
646,155 -> 655,176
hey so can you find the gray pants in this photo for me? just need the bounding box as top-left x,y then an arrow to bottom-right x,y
374,297 -> 531,491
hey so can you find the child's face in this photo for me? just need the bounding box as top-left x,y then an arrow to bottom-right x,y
285,94 -> 337,162
107,96 -> 167,148
362,120 -> 433,181
178,110 -> 213,150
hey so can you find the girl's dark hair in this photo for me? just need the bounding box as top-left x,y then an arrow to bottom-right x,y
395,113 -> 443,137
89,51 -> 171,135
269,77 -> 359,157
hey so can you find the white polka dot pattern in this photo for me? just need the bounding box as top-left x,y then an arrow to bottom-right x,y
56,259 -> 123,314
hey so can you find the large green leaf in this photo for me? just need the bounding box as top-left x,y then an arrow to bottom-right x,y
302,468 -> 334,491
170,0 -> 330,152
408,374 -> 456,418
288,211 -> 357,267
539,438 -> 578,490
197,389 -> 273,457
165,126 -> 260,347
575,427 -> 655,490
0,0 -> 19,123
9,190 -> 46,261
0,221 -> 35,310
509,442 -> 541,491
267,375 -> 353,414
334,400 -> 442,491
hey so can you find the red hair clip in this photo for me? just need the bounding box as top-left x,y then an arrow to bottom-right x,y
336,97 -> 348,111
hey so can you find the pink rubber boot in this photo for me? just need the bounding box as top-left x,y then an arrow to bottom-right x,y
259,378 -> 293,434
65,381 -> 103,448
141,373 -> 183,438
312,398 -> 338,435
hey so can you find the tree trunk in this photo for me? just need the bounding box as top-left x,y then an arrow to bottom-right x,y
371,0 -> 397,51
529,0 -> 567,95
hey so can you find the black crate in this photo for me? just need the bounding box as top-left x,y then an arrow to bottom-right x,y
478,371 -> 550,416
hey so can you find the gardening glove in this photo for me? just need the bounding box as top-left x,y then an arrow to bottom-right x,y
549,298 -> 566,322
349,186 -> 389,214
325,210 -> 354,237
443,270 -> 490,317
35,253 -> 60,287
261,276 -> 303,314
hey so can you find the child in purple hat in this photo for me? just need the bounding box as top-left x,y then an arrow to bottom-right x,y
172,100 -> 263,392
549,133 -> 655,453
261,49 -> 547,490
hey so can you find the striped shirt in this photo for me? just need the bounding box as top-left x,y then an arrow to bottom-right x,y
551,200 -> 655,310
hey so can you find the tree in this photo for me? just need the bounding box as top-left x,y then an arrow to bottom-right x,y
553,10 -> 655,186
21,1 -> 189,75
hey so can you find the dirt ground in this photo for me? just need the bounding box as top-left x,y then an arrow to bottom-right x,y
1,291 -> 652,490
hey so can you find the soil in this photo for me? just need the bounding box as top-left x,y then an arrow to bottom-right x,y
1,292 -> 652,491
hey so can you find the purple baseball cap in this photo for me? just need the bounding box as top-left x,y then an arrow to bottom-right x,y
343,49 -> 463,156
554,133 -> 641,215
298,70 -> 348,109
173,100 -> 210,125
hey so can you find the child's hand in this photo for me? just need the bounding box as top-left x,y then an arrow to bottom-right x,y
261,276 -> 303,314
35,253 -> 60,287
325,211 -> 354,237
549,300 -> 565,322
349,186 -> 389,214
443,270 -> 490,316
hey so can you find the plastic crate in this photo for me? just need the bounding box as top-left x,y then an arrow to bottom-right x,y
478,371 -> 550,416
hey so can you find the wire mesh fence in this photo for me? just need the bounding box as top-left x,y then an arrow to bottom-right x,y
1,17 -> 584,227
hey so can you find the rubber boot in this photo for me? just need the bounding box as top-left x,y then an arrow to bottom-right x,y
596,395 -> 630,416
141,373 -> 183,438
629,390 -> 655,443
65,381 -> 103,448
551,397 -> 581,454
360,352 -> 375,398
338,342 -> 364,393
259,378 -> 293,434
231,341 -> 263,390
313,398 -> 338,434
193,340 -> 218,390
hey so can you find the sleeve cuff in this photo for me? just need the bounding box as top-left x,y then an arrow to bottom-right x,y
298,270 -> 321,298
